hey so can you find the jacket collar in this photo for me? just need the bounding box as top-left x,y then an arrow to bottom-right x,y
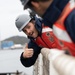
42,0 -> 69,28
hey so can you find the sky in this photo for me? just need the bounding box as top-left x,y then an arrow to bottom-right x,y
0,0 -> 28,41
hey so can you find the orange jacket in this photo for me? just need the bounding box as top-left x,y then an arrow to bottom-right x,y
53,2 -> 75,56
34,25 -> 56,48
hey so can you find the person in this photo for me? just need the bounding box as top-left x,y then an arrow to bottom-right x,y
15,12 -> 57,67
20,0 -> 75,56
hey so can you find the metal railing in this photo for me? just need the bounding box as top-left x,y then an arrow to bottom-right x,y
33,48 -> 75,75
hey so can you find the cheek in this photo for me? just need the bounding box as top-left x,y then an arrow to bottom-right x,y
25,32 -> 28,35
34,29 -> 38,35
33,7 -> 40,14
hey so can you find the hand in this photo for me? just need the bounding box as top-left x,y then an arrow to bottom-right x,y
23,43 -> 34,58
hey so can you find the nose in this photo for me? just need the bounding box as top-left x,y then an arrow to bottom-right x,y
26,29 -> 31,35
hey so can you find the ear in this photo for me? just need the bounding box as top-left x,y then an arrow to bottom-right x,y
31,1 -> 40,9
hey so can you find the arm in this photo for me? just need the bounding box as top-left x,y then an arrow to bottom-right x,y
65,9 -> 75,43
20,40 -> 42,67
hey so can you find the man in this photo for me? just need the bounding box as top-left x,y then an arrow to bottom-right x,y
15,12 -> 56,67
20,0 -> 75,56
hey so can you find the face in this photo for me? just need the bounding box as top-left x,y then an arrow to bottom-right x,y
23,21 -> 38,38
30,0 -> 53,17
31,2 -> 46,16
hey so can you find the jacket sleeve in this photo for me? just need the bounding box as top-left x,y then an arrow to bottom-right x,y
65,9 -> 75,43
20,40 -> 42,67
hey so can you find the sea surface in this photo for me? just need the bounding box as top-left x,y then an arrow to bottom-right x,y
0,49 -> 33,75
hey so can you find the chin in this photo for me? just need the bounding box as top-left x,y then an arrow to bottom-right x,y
33,36 -> 36,38
33,36 -> 37,38
35,36 -> 38,38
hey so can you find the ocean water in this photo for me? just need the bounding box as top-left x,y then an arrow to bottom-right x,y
0,49 -> 33,75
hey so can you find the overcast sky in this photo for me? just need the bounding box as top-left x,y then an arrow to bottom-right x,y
0,0 -> 28,41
